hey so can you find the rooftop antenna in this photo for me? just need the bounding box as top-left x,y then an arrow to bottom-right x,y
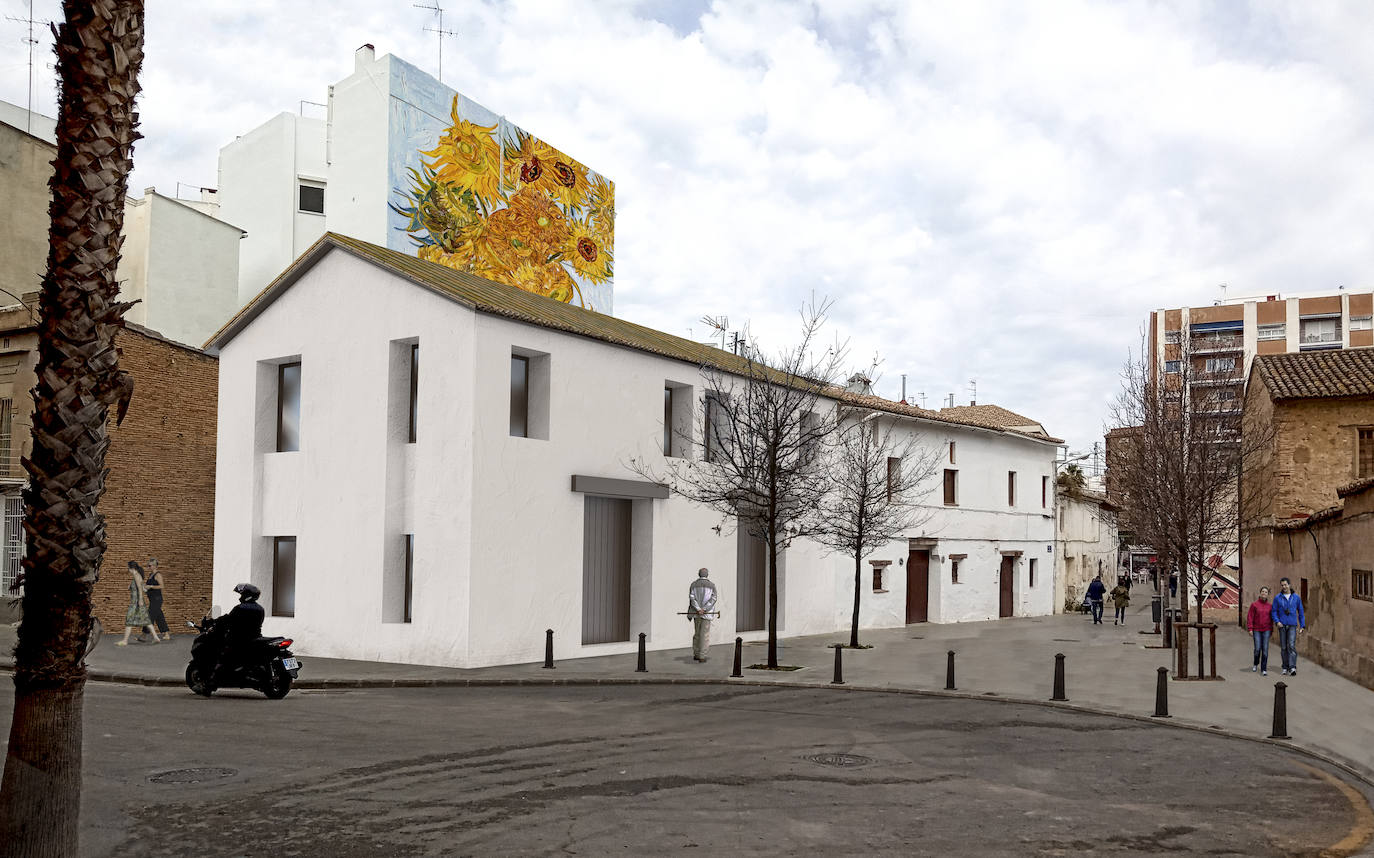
4,0 -> 49,135
413,2 -> 459,84
916,391 -> 927,409
700,315 -> 728,351
968,378 -> 977,405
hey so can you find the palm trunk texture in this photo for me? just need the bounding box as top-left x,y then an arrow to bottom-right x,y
0,2 -> 143,855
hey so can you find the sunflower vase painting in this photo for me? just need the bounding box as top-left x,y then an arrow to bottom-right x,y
390,94 -> 615,313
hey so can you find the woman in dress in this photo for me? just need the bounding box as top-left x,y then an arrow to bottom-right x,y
144,557 -> 170,639
116,561 -> 161,646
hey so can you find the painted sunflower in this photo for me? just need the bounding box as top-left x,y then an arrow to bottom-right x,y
563,218 -> 613,284
502,127 -> 558,193
541,150 -> 591,210
419,97 -> 504,210
506,186 -> 573,259
586,173 -> 615,242
509,261 -> 583,306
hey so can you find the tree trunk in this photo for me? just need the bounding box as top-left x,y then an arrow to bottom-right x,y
766,521 -> 779,669
0,2 -> 144,854
850,552 -> 861,648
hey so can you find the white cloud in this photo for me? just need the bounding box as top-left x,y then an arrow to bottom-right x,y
3,0 -> 1373,457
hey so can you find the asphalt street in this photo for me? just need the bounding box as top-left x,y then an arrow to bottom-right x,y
6,682 -> 1370,857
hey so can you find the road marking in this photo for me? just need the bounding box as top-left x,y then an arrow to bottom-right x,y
1294,762 -> 1374,858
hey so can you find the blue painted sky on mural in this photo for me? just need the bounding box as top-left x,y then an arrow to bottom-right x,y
3,1 -> 1374,458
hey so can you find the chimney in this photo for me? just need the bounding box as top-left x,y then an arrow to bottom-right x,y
845,374 -> 874,396
355,43 -> 376,73
970,400 -> 976,406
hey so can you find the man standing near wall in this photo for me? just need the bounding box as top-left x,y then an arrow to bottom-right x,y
688,568 -> 718,662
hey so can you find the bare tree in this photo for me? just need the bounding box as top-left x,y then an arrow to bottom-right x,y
815,408 -> 940,648
1107,333 -> 1270,628
632,299 -> 845,668
0,1 -> 144,854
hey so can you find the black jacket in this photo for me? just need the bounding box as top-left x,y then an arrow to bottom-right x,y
224,601 -> 265,644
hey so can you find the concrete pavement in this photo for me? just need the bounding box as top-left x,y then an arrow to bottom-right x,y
5,603 -> 1374,785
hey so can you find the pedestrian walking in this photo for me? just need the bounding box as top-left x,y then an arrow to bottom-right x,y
116,562 -> 162,646
1272,577 -> 1306,676
687,568 -> 718,662
1246,586 -> 1273,675
1110,578 -> 1130,625
1086,573 -> 1107,625
144,557 -> 170,639
1169,572 -> 1178,600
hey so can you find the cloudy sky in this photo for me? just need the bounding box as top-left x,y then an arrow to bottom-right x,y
4,1 -> 1373,458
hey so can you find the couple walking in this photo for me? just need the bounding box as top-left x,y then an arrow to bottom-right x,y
117,558 -> 171,645
1085,573 -> 1131,625
1246,578 -> 1307,676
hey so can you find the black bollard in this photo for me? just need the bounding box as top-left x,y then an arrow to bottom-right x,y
832,644 -> 845,685
636,632 -> 647,673
1051,653 -> 1067,701
1152,666 -> 1170,718
543,629 -> 555,669
946,650 -> 957,690
1269,681 -> 1291,739
731,637 -> 743,678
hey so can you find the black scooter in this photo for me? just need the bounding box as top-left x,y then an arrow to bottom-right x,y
184,615 -> 302,699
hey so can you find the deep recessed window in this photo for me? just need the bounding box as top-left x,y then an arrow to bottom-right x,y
1164,361 -> 1181,374
277,362 -> 301,452
1042,476 -> 1049,508
403,534 -> 414,623
510,355 -> 529,438
705,390 -> 730,463
1258,323 -> 1286,341
943,469 -> 957,505
872,565 -> 884,592
1029,558 -> 1037,588
1351,316 -> 1373,332
887,457 -> 901,502
408,344 -> 418,444
298,182 -> 325,214
272,536 -> 296,618
1359,428 -> 1374,478
1008,471 -> 1017,507
1354,569 -> 1372,602
663,386 -> 674,455
948,441 -> 956,464
951,559 -> 960,584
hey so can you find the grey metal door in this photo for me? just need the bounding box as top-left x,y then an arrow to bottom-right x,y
736,528 -> 766,632
582,496 -> 632,645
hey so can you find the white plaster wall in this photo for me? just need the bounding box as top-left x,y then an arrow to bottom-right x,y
115,198 -> 152,326
217,113 -> 327,305
213,248 -> 476,666
1053,492 -> 1119,613
323,54 -> 392,247
141,194 -> 242,346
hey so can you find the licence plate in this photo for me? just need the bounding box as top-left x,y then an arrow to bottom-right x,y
281,657 -> 300,671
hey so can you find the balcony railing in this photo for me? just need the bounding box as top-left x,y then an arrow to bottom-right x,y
1190,334 -> 1243,353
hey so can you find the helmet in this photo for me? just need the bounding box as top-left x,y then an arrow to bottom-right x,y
233,583 -> 261,603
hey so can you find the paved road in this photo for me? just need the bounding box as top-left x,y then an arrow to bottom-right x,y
13,682 -> 1370,857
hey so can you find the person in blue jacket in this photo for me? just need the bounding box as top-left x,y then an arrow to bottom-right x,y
1272,577 -> 1306,676
1085,574 -> 1107,625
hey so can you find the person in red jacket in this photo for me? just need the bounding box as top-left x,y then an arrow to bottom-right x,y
1246,586 -> 1274,675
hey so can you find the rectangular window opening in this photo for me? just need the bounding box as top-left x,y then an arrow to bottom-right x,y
948,441 -> 956,464
1041,475 -> 1049,508
277,362 -> 301,452
297,182 -> 325,214
1257,323 -> 1286,341
408,344 -> 418,444
272,536 -> 296,618
663,386 -> 674,456
887,457 -> 901,503
510,354 -> 529,438
1359,428 -> 1374,478
943,469 -> 957,506
951,559 -> 960,584
1354,569 -> 1373,602
1008,471 -> 1017,507
705,390 -> 731,463
1029,558 -> 1037,588
403,534 -> 414,623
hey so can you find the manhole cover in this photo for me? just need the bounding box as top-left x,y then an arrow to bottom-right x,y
803,753 -> 873,768
148,767 -> 237,784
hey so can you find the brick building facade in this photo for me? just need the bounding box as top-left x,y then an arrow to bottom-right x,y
0,303 -> 218,632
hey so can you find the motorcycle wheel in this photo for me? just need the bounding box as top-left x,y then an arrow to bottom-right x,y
262,662 -> 292,700
185,664 -> 214,697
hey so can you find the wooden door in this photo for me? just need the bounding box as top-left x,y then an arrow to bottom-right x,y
582,496 -> 632,644
906,549 -> 929,623
736,529 -> 766,632
999,555 -> 1014,618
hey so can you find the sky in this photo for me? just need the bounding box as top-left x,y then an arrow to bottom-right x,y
3,0 -> 1374,460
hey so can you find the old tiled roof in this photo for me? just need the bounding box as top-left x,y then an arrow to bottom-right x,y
208,233 -> 1060,445
1252,349 -> 1374,401
939,404 -> 1047,434
1337,476 -> 1374,498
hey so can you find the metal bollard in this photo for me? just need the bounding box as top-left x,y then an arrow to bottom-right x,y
832,644 -> 845,685
543,629 -> 555,669
731,637 -> 743,678
636,632 -> 647,673
1152,666 -> 1170,718
946,650 -> 956,690
1051,653 -> 1067,701
1269,682 -> 1291,739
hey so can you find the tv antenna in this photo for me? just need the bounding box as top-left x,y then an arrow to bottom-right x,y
4,0 -> 51,135
968,378 -> 977,404
700,315 -> 728,351
413,2 -> 459,83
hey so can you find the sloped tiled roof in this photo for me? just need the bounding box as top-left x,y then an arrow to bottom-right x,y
1251,349 -> 1374,401
939,404 -> 1048,434
208,233 -> 1060,445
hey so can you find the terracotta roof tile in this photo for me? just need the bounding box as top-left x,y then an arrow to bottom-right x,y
1253,348 -> 1374,401
939,404 -> 1047,433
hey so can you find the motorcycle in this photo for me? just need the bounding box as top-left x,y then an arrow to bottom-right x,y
184,615 -> 302,699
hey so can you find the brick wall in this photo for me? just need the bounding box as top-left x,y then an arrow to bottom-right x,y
91,326 -> 218,633
1272,397 -> 1374,519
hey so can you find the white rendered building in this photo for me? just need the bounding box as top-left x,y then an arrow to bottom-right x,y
1052,488 -> 1119,613
207,234 -> 1059,668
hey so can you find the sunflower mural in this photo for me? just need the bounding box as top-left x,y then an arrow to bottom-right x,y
391,95 -> 615,311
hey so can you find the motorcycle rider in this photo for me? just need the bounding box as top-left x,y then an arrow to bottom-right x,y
213,583 -> 265,686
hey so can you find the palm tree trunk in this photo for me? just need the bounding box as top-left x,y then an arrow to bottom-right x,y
0,2 -> 144,854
